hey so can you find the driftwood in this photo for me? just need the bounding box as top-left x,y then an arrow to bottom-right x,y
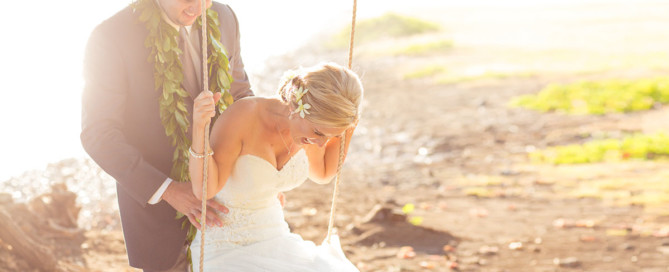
0,207 -> 57,271
0,183 -> 85,271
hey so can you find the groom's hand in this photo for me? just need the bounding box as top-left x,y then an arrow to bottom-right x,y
162,181 -> 228,230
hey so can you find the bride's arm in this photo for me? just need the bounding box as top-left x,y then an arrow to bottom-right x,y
190,95 -> 251,200
304,126 -> 356,184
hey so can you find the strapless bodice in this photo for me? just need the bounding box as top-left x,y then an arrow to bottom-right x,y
192,149 -> 309,247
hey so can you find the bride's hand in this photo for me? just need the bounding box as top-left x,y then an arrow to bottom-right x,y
193,90 -> 222,130
343,119 -> 359,138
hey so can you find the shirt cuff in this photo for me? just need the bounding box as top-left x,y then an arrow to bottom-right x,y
148,178 -> 173,205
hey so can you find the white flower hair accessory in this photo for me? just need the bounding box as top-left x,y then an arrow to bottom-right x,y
292,86 -> 311,118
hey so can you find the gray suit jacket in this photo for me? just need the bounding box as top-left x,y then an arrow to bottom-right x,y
81,2 -> 252,270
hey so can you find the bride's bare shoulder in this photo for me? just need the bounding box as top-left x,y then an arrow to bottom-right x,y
230,96 -> 283,114
221,97 -> 263,117
215,97 -> 279,128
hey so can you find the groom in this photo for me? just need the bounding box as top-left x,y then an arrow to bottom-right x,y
81,0 -> 253,271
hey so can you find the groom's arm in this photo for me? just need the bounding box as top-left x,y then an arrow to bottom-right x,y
81,25 -> 167,207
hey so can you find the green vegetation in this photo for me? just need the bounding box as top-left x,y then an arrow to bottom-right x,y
530,132 -> 669,164
404,65 -> 447,79
328,13 -> 441,49
394,40 -> 453,56
510,78 -> 669,114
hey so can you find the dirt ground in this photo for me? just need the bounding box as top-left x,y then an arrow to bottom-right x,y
75,69 -> 669,271
3,1 -> 669,271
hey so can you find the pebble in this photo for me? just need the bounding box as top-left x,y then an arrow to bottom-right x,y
621,243 -> 635,251
553,257 -> 581,268
509,242 -> 523,250
443,245 -> 456,253
419,261 -> 435,269
479,245 -> 499,256
396,246 -> 415,259
529,245 -> 541,253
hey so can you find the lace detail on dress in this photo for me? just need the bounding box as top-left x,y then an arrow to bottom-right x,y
196,200 -> 290,248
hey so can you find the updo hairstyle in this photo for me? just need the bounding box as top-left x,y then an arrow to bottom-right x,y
278,62 -> 363,128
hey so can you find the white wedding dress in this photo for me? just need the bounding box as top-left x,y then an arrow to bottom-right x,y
190,149 -> 359,271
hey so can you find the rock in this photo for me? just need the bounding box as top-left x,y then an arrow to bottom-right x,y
529,245 -> 541,253
661,239 -> 669,247
621,243 -> 635,251
478,245 -> 499,256
419,261 -> 436,269
396,246 -> 415,259
553,257 -> 581,268
443,245 -> 456,253
508,242 -> 523,250
533,237 -> 542,244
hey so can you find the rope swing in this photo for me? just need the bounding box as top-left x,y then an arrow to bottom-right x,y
197,0 -> 358,270
326,0 -> 357,244
198,0 -> 210,271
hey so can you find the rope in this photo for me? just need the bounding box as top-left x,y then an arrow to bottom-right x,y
347,0 -> 357,70
198,0 -> 209,271
326,0 -> 357,243
326,134 -> 346,243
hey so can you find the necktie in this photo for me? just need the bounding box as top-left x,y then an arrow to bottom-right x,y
179,27 -> 202,97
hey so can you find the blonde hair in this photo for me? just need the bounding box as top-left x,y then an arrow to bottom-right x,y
278,62 -> 363,128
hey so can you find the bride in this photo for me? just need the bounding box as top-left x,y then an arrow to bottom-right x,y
187,62 -> 362,271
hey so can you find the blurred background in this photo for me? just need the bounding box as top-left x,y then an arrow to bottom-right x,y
1,0 -> 669,271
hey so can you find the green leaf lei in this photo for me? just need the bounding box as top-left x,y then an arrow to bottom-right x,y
132,0 -> 234,259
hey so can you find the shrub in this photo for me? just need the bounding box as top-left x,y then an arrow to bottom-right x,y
328,13 -> 441,49
531,133 -> 669,164
510,78 -> 669,114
